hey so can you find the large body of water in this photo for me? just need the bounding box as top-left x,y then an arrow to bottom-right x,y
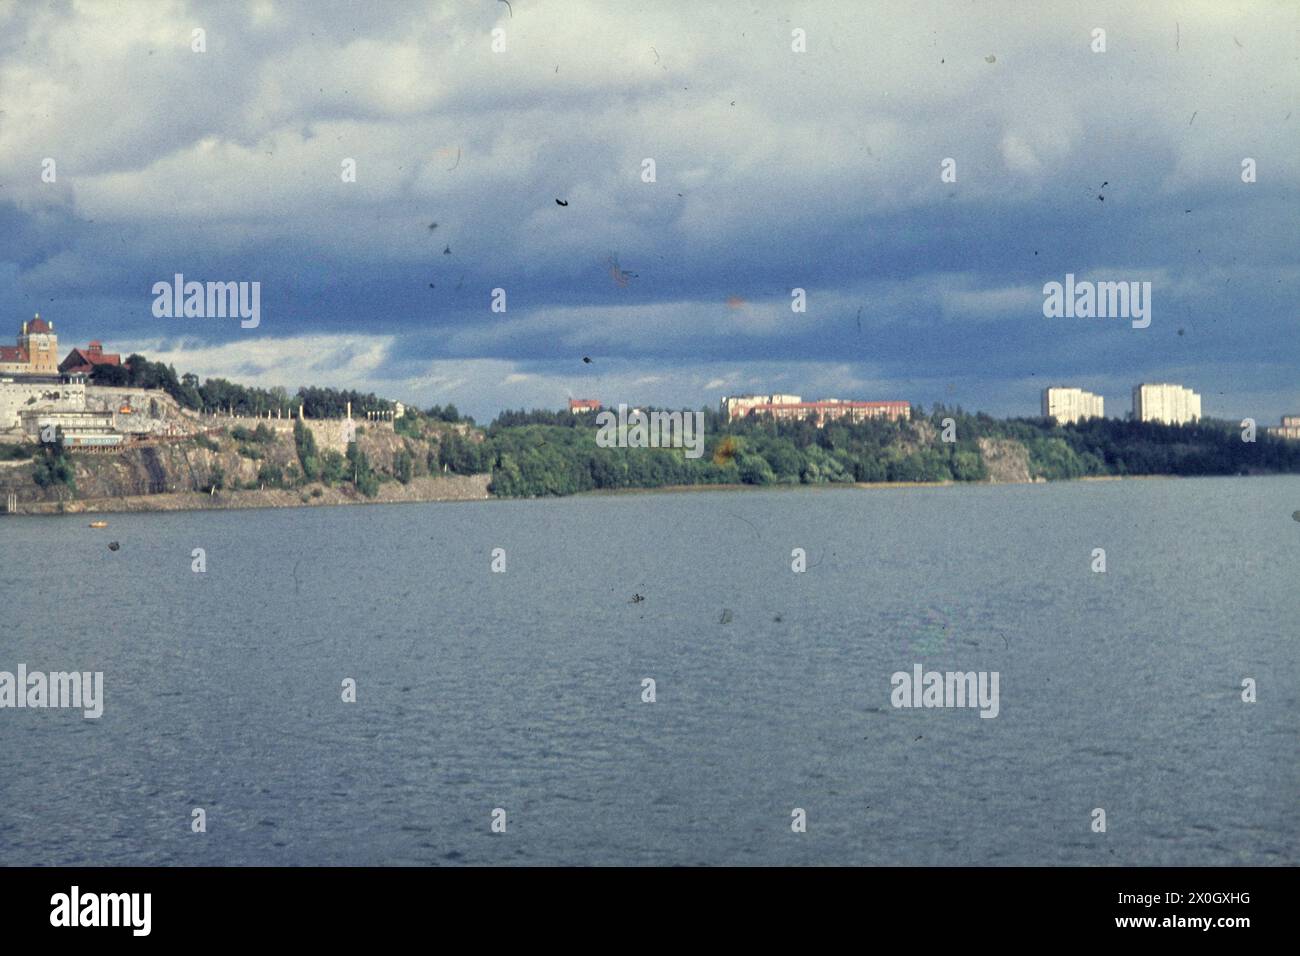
1,477 -> 1296,866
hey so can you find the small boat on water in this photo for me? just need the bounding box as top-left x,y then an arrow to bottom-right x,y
89,520 -> 108,528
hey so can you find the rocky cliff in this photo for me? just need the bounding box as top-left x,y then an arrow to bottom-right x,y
0,420 -> 490,512
977,437 -> 1034,484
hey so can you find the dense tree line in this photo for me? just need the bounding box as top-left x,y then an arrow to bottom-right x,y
489,407 -> 595,430
78,354 -> 1300,498
445,406 -> 1300,497
423,403 -> 467,424
91,353 -> 393,420
1052,416 -> 1300,476
106,352 -> 475,425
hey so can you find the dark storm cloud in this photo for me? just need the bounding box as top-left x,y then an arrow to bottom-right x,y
0,0 -> 1295,421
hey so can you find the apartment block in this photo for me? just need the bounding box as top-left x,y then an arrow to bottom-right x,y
1266,415 -> 1300,440
721,394 -> 909,426
1041,387 -> 1104,424
1132,383 -> 1202,425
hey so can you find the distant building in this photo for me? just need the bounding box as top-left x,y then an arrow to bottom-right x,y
25,410 -> 123,449
1266,415 -> 1300,440
568,398 -> 601,414
1042,387 -> 1104,424
722,394 -> 802,419
1132,383 -> 1201,425
59,341 -> 123,375
722,393 -> 909,426
0,315 -> 59,376
0,380 -> 86,433
1,376 -> 188,439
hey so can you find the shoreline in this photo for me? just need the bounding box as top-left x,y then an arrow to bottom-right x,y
578,473 -> 1185,498
7,473 -> 490,516
581,480 -> 961,496
9,470 -> 1289,517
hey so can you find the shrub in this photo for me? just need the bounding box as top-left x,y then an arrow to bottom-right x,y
257,463 -> 286,488
203,466 -> 225,493
394,448 -> 414,484
32,450 -> 76,492
293,420 -> 320,481
0,443 -> 34,461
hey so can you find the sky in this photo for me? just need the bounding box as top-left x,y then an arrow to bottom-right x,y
0,0 -> 1296,423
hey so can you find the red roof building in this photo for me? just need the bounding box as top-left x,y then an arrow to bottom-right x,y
59,341 -> 123,375
723,394 -> 910,426
569,398 -> 602,413
1,314 -> 59,375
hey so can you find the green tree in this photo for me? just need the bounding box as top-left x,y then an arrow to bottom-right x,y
293,420 -> 320,482
347,441 -> 380,497
318,449 -> 346,485
950,449 -> 987,481
257,463 -> 286,488
394,447 -> 414,484
90,363 -> 129,387
32,449 -> 76,492
736,452 -> 775,485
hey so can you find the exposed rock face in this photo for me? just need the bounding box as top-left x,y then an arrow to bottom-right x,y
906,419 -> 938,450
353,426 -> 423,477
0,420 -> 476,511
977,437 -> 1032,483
84,386 -> 196,436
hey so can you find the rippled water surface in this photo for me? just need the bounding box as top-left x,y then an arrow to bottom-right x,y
1,477 -> 1296,865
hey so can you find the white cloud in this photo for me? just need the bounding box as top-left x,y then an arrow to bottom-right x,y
940,282 -> 1040,321
4,0 -> 1293,239
112,329 -> 911,421
119,333 -> 396,392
